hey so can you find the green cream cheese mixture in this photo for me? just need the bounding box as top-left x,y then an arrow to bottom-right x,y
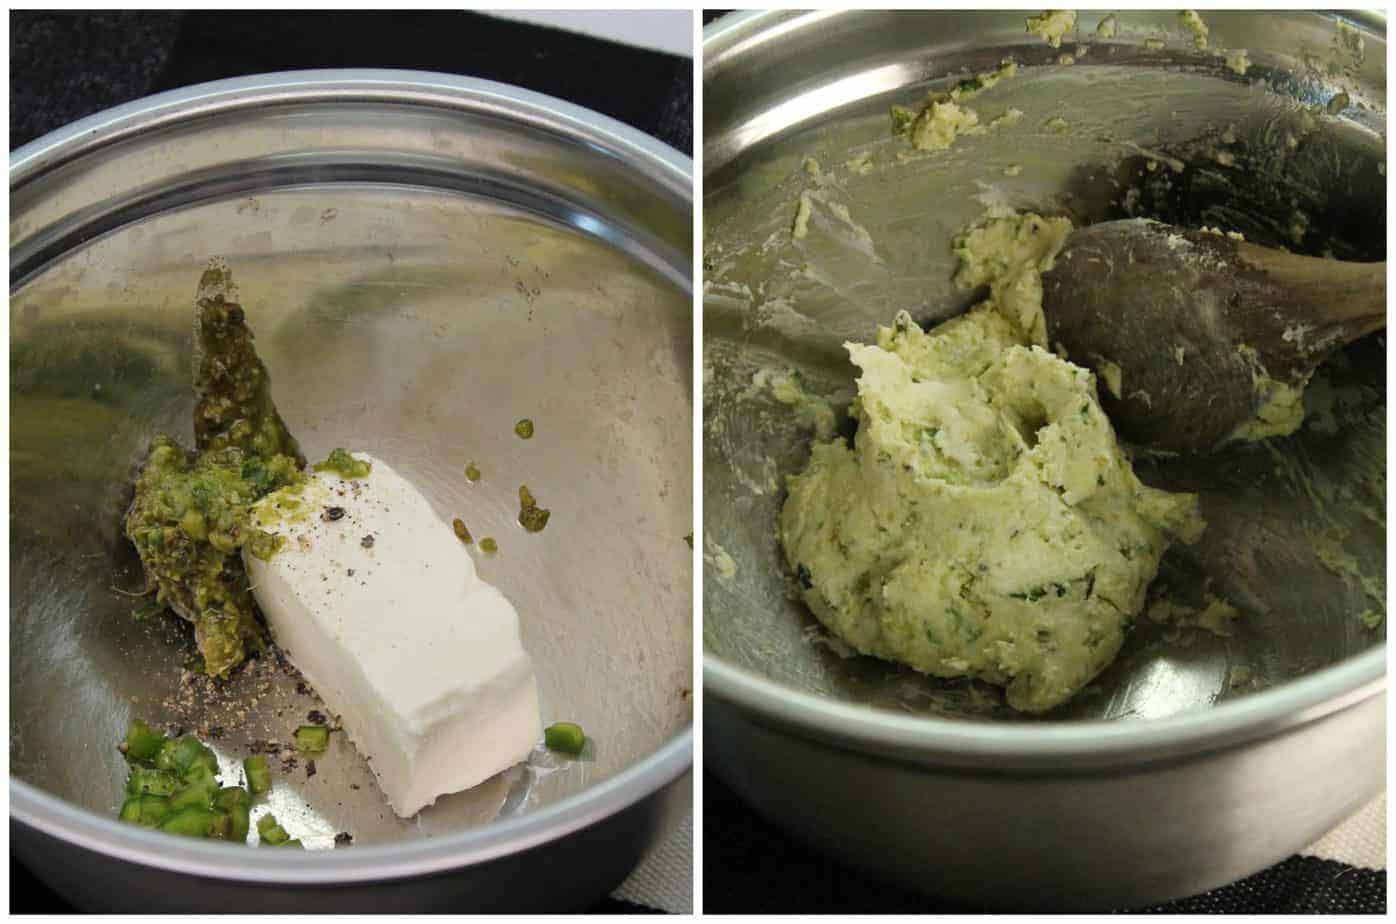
779,210 -> 1205,713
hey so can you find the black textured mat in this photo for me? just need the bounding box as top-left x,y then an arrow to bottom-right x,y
11,10 -> 691,155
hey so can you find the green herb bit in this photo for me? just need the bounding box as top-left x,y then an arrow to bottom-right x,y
479,537 -> 498,554
684,533 -> 693,549
465,462 -> 481,482
890,104 -> 916,136
294,725 -> 330,753
452,518 -> 474,544
314,447 -> 372,480
519,506 -> 550,533
244,755 -> 272,795
544,722 -> 586,756
514,418 -> 535,439
257,812 -> 291,846
122,719 -> 167,764
517,484 -> 551,533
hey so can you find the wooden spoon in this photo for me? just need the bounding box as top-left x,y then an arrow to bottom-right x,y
1041,219 -> 1385,454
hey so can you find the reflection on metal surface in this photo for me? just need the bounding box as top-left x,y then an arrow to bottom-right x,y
722,63 -> 921,164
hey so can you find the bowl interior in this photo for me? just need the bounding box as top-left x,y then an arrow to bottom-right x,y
11,82 -> 693,847
703,11 -> 1385,723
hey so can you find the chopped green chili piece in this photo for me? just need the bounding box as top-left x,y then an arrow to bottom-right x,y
244,755 -> 272,795
294,725 -> 329,753
123,719 -> 166,763
479,537 -> 498,554
118,796 -> 143,825
544,722 -> 586,755
518,506 -> 550,532
126,767 -> 181,797
119,794 -> 173,827
280,839 -> 305,848
209,809 -> 235,840
514,418 -> 535,439
158,806 -> 220,838
171,735 -> 218,777
169,777 -> 218,812
465,462 -> 481,482
517,485 -> 551,533
180,761 -> 217,789
313,447 -> 372,480
113,722 -> 307,846
452,518 -> 473,544
214,786 -> 251,812
153,738 -> 179,772
257,812 -> 291,846
228,802 -> 251,842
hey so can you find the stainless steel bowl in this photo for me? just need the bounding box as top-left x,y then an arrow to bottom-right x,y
11,70 -> 693,912
703,11 -> 1384,910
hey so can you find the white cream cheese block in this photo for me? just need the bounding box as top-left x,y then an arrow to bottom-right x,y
243,451 -> 541,817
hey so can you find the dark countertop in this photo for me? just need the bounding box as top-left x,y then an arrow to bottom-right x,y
11,10 -> 691,154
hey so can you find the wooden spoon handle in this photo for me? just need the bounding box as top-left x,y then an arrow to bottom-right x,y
1234,243 -> 1385,332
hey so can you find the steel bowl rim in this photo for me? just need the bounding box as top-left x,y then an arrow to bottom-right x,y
706,651 -> 1384,768
11,732 -> 690,882
10,69 -> 694,883
703,9 -> 1387,769
10,67 -> 692,204
702,9 -> 1388,60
